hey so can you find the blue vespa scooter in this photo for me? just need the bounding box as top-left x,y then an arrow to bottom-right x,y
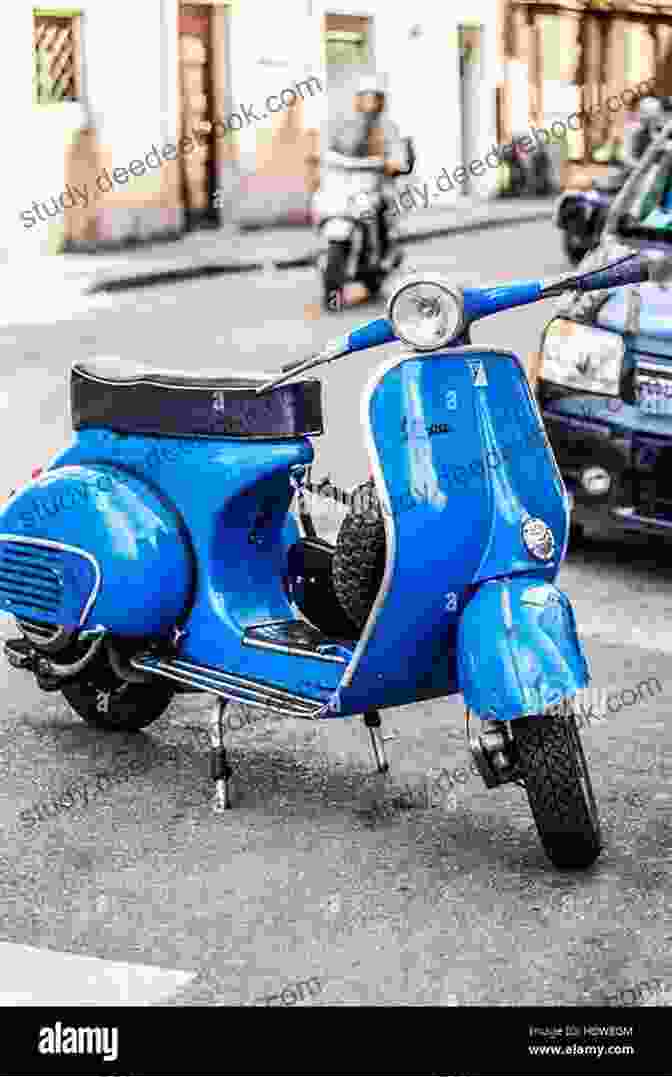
1,250 -> 663,869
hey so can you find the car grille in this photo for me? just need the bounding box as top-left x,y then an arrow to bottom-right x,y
0,542 -> 63,620
631,354 -> 672,517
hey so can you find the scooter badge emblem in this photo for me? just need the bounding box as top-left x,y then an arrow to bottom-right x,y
522,517 -> 555,561
212,391 -> 227,412
469,361 -> 488,387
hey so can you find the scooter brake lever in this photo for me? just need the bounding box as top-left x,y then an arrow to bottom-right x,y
256,338 -> 350,394
281,356 -> 314,373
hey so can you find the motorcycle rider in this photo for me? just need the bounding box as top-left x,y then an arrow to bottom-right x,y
327,75 -> 410,304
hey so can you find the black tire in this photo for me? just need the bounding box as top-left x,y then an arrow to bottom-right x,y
562,227 -> 591,266
332,479 -> 386,630
322,241 -> 349,311
62,648 -> 175,732
513,713 -> 602,870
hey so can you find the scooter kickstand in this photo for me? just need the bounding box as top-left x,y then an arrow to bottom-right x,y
363,709 -> 391,774
209,698 -> 233,812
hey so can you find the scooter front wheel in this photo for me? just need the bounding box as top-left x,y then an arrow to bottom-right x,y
333,479 -> 386,630
62,649 -> 175,732
513,713 -> 602,870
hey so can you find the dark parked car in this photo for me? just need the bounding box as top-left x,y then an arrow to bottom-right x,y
537,120 -> 672,543
554,166 -> 628,265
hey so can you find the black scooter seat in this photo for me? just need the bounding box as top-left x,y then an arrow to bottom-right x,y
70,357 -> 324,440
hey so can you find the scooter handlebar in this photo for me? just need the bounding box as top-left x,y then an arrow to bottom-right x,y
265,253 -> 672,396
571,252 -> 653,292
535,251 -> 672,303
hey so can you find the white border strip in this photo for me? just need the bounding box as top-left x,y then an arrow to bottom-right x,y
0,535 -> 101,627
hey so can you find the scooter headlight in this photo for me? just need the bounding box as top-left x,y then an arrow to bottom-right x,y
388,276 -> 465,352
541,318 -> 624,396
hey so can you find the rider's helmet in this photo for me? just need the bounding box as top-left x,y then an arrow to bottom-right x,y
355,74 -> 386,113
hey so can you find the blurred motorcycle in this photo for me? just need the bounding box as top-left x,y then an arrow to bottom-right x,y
312,139 -> 414,310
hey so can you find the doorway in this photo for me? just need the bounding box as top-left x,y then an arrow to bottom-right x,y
178,3 -> 218,229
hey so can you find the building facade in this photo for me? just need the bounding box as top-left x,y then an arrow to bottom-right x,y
498,0 -> 672,185
2,0 -> 502,261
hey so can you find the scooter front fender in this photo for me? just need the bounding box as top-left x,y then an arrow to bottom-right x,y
457,576 -> 589,722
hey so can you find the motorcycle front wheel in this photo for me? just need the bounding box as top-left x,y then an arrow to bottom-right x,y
513,713 -> 602,870
322,241 -> 349,310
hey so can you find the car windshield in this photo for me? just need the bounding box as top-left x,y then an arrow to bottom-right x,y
617,142 -> 672,242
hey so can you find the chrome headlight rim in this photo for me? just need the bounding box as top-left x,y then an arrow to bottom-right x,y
387,275 -> 465,353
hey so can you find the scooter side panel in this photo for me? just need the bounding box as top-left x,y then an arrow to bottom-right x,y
333,348 -> 569,718
48,429 -> 345,704
457,576 -> 589,721
0,462 -> 192,635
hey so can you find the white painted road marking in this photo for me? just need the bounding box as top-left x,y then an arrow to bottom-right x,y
0,942 -> 195,1005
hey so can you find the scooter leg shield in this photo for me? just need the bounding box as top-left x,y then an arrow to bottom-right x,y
457,577 -> 590,722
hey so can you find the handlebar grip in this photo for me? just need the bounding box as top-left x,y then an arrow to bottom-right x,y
573,254 -> 650,293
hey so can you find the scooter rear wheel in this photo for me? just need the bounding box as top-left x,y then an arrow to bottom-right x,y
62,649 -> 175,732
513,713 -> 602,870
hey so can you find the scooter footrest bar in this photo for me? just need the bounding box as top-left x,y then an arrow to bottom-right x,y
130,655 -> 325,719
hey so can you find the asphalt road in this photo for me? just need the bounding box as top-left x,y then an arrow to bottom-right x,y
0,220 -> 670,1021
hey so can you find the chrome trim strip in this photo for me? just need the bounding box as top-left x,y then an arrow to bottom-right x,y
131,657 -> 323,718
0,534 -> 101,627
241,635 -> 346,663
242,618 -> 293,629
16,619 -> 63,645
636,361 -> 672,378
73,362 -> 276,393
172,658 -> 317,702
339,356 -> 400,690
135,656 -> 322,712
77,427 -> 323,443
611,507 -> 672,531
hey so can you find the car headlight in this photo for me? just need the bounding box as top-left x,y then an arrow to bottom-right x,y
388,276 -> 464,352
541,318 -> 624,396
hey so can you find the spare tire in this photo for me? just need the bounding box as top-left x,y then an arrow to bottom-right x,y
332,480 -> 387,630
